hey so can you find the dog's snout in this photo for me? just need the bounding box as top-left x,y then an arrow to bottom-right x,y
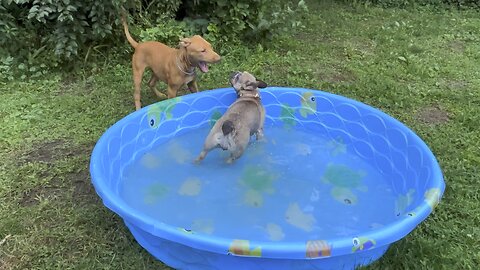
230,72 -> 241,82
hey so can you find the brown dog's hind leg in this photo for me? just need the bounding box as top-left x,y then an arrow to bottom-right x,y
147,75 -> 167,99
187,80 -> 199,93
132,57 -> 146,110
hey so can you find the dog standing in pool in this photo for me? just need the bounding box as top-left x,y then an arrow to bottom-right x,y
195,71 -> 267,164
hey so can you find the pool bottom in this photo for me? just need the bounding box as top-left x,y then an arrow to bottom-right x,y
120,126 -> 398,242
126,221 -> 389,270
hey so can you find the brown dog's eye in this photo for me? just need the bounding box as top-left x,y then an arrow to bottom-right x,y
201,49 -> 206,53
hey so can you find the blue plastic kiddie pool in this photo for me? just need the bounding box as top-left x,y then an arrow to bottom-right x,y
90,87 -> 445,270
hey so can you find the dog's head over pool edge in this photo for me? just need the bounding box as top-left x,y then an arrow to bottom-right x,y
230,71 -> 267,97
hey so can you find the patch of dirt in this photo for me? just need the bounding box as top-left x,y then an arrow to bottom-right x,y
19,140 -> 97,206
56,76 -> 94,96
328,70 -> 357,84
350,37 -> 377,55
446,80 -> 468,90
22,140 -> 66,164
415,106 -> 450,125
70,169 -> 98,205
314,63 -> 357,85
0,254 -> 21,270
19,178 -> 64,207
21,140 -> 94,165
449,40 -> 465,53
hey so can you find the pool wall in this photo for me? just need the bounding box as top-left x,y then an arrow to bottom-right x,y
90,87 -> 445,269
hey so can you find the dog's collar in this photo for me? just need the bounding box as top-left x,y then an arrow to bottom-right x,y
176,56 -> 195,76
238,92 -> 260,100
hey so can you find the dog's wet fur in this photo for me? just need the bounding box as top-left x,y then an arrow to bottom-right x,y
195,71 -> 267,164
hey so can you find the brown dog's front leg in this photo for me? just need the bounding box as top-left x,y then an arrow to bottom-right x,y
148,75 -> 167,99
167,84 -> 181,99
187,80 -> 199,93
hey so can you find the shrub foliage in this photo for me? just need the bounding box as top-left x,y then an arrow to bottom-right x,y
1,0 -> 477,79
353,0 -> 480,8
0,0 -> 307,78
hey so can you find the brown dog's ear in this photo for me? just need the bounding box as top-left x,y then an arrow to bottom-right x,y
179,38 -> 191,48
257,80 -> 267,89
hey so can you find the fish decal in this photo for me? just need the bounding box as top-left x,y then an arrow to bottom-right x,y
280,103 -> 296,128
424,188 -> 441,209
306,240 -> 332,258
146,97 -> 181,128
228,240 -> 262,257
299,92 -> 317,118
352,237 -> 376,252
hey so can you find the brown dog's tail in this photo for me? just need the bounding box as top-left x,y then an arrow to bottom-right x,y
121,9 -> 138,49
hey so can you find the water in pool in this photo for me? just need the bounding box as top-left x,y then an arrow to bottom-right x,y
120,125 -> 397,242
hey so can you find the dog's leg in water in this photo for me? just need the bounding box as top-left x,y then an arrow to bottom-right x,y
148,75 -> 167,99
194,150 -> 208,163
255,128 -> 264,141
226,145 -> 245,164
194,136 -> 218,164
225,130 -> 249,164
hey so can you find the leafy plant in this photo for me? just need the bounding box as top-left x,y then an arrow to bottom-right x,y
182,0 -> 308,41
351,0 -> 480,8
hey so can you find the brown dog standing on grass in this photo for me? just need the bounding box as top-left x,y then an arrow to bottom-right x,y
121,13 -> 221,110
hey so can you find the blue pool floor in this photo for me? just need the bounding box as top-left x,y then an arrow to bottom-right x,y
120,125 -> 397,242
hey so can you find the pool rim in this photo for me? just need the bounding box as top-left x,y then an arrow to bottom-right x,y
90,86 -> 445,259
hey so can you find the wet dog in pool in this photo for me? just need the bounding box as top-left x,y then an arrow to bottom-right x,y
195,71 -> 267,164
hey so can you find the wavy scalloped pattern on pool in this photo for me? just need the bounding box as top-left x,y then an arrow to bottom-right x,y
91,87 -> 444,269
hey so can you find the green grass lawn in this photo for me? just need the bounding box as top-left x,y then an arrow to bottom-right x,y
1,1 -> 479,269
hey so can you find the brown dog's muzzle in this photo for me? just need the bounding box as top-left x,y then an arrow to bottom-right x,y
210,53 -> 221,63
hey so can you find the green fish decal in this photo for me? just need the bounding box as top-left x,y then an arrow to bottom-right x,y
395,189 -> 416,216
210,110 -> 223,127
280,103 -> 296,128
240,165 -> 278,194
322,164 -> 366,189
146,97 -> 181,128
144,183 -> 169,205
326,138 -> 347,156
352,237 -> 376,252
240,165 -> 278,207
299,92 -> 317,118
322,164 -> 367,205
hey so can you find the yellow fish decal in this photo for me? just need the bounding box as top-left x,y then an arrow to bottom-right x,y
299,92 -> 317,118
424,188 -> 441,209
228,240 -> 262,257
